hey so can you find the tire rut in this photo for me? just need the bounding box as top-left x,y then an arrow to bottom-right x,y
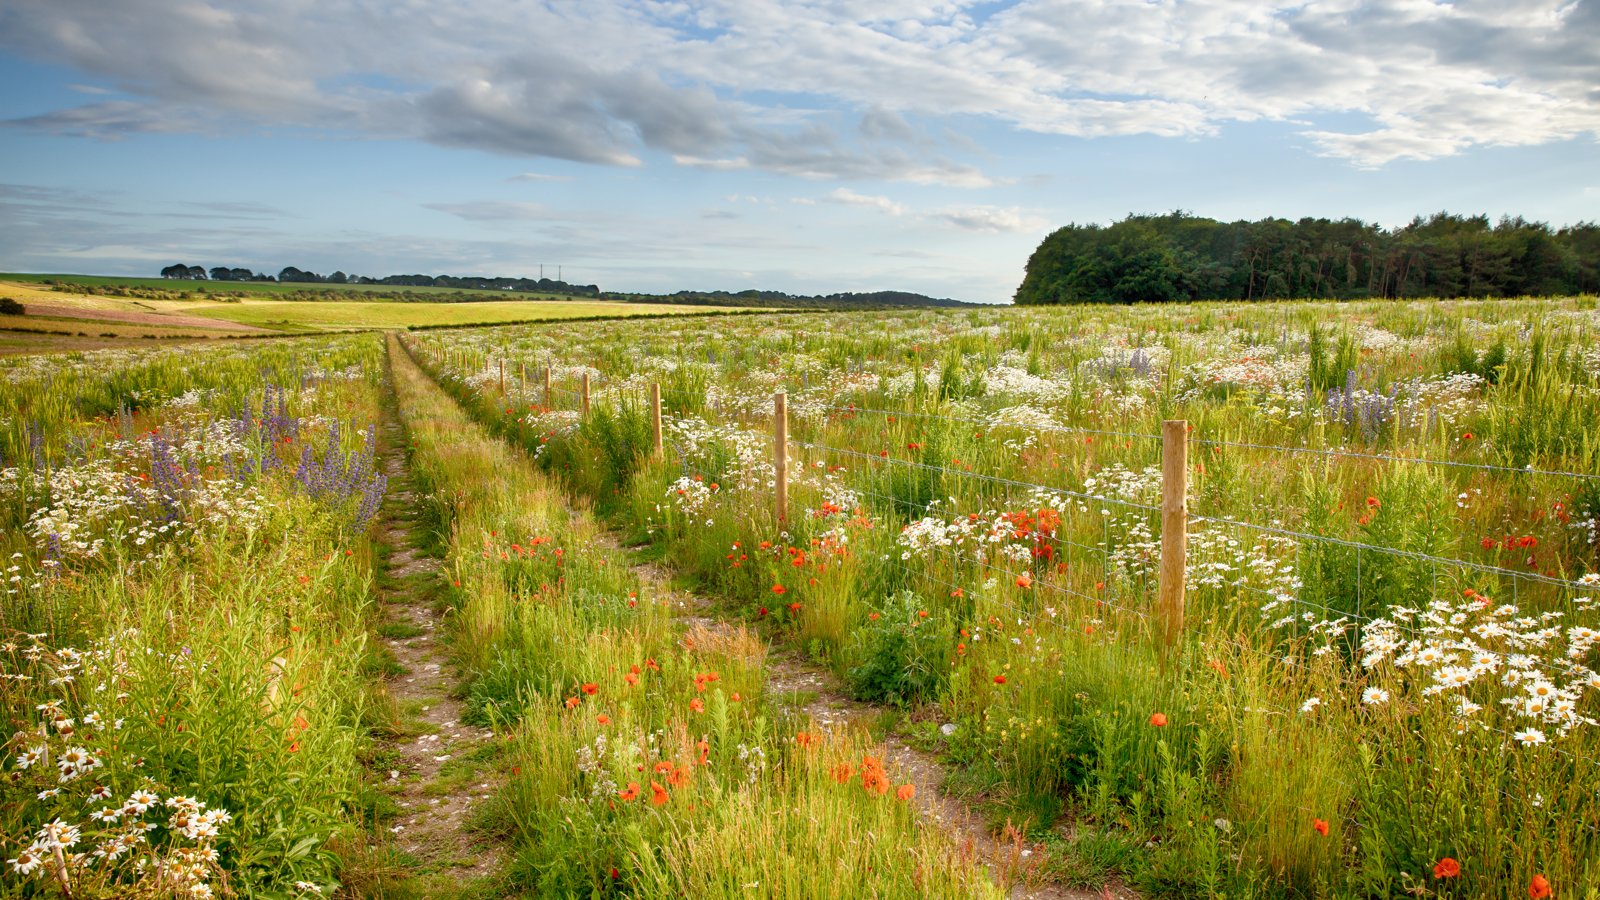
370,377 -> 506,889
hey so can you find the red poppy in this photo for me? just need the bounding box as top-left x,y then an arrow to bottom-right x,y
1529,875 -> 1551,898
690,698 -> 705,713
772,584 -> 787,594
896,784 -> 915,801
1150,713 -> 1168,727
624,673 -> 639,686
650,782 -> 669,806
618,783 -> 640,801
789,602 -> 802,612
565,697 -> 580,709
993,675 -> 1006,685
1462,432 -> 1474,440
1434,858 -> 1460,879
597,714 -> 611,725
758,607 -> 768,617
1015,573 -> 1033,589
1312,818 -> 1329,837
581,682 -> 599,695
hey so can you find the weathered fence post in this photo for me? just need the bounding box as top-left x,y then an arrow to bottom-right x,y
651,383 -> 663,460
544,367 -> 552,409
1159,420 -> 1188,661
519,362 -> 526,397
498,359 -> 504,394
775,391 -> 788,524
581,372 -> 591,416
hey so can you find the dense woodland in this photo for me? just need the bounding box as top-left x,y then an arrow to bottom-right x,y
1015,212 -> 1600,305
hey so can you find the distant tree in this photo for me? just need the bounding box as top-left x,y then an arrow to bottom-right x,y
160,264 -> 190,279
278,267 -> 325,283
209,267 -> 234,281
187,266 -> 208,280
231,268 -> 255,281
328,271 -> 347,284
0,297 -> 24,315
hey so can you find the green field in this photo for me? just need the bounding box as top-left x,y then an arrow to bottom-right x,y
189,297 -> 735,330
0,275 -> 759,337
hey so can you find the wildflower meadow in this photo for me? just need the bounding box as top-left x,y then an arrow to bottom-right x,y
4,295 -> 1599,899
402,295 -> 1600,899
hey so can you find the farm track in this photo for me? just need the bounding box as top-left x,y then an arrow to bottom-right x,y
371,350 -> 506,893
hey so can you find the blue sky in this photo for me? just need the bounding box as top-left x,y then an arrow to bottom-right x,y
1,0 -> 1596,304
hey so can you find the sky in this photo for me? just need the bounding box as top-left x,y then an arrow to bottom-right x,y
0,0 -> 1596,304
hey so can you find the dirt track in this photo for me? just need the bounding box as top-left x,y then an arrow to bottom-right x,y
21,302 -> 277,333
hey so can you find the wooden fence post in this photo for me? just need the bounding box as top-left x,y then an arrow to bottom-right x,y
581,372 -> 591,416
544,367 -> 552,409
498,359 -> 504,394
651,383 -> 663,460
519,362 -> 526,397
1159,420 -> 1188,661
775,391 -> 788,524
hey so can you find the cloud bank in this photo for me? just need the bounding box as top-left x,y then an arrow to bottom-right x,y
1,0 -> 1593,171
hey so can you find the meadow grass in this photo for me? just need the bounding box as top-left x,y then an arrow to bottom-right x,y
389,335 -> 1001,899
409,296 -> 1600,898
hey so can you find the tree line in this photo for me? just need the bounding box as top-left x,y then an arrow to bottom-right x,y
159,264 -> 599,295
626,289 -> 971,309
1014,212 -> 1600,305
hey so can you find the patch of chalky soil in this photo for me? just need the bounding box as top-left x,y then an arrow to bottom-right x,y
369,402 -> 506,890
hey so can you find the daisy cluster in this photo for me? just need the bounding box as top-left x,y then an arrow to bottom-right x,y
1353,589 -> 1600,744
5,790 -> 233,898
2,636 -> 236,895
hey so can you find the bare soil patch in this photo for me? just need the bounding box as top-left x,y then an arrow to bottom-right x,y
369,403 -> 506,892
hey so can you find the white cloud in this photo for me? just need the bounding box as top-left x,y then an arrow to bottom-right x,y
821,188 -> 907,216
2,0 -> 1595,168
925,206 -> 1049,233
503,173 -> 575,183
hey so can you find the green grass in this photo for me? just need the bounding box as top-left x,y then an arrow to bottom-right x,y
191,298 -> 730,330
